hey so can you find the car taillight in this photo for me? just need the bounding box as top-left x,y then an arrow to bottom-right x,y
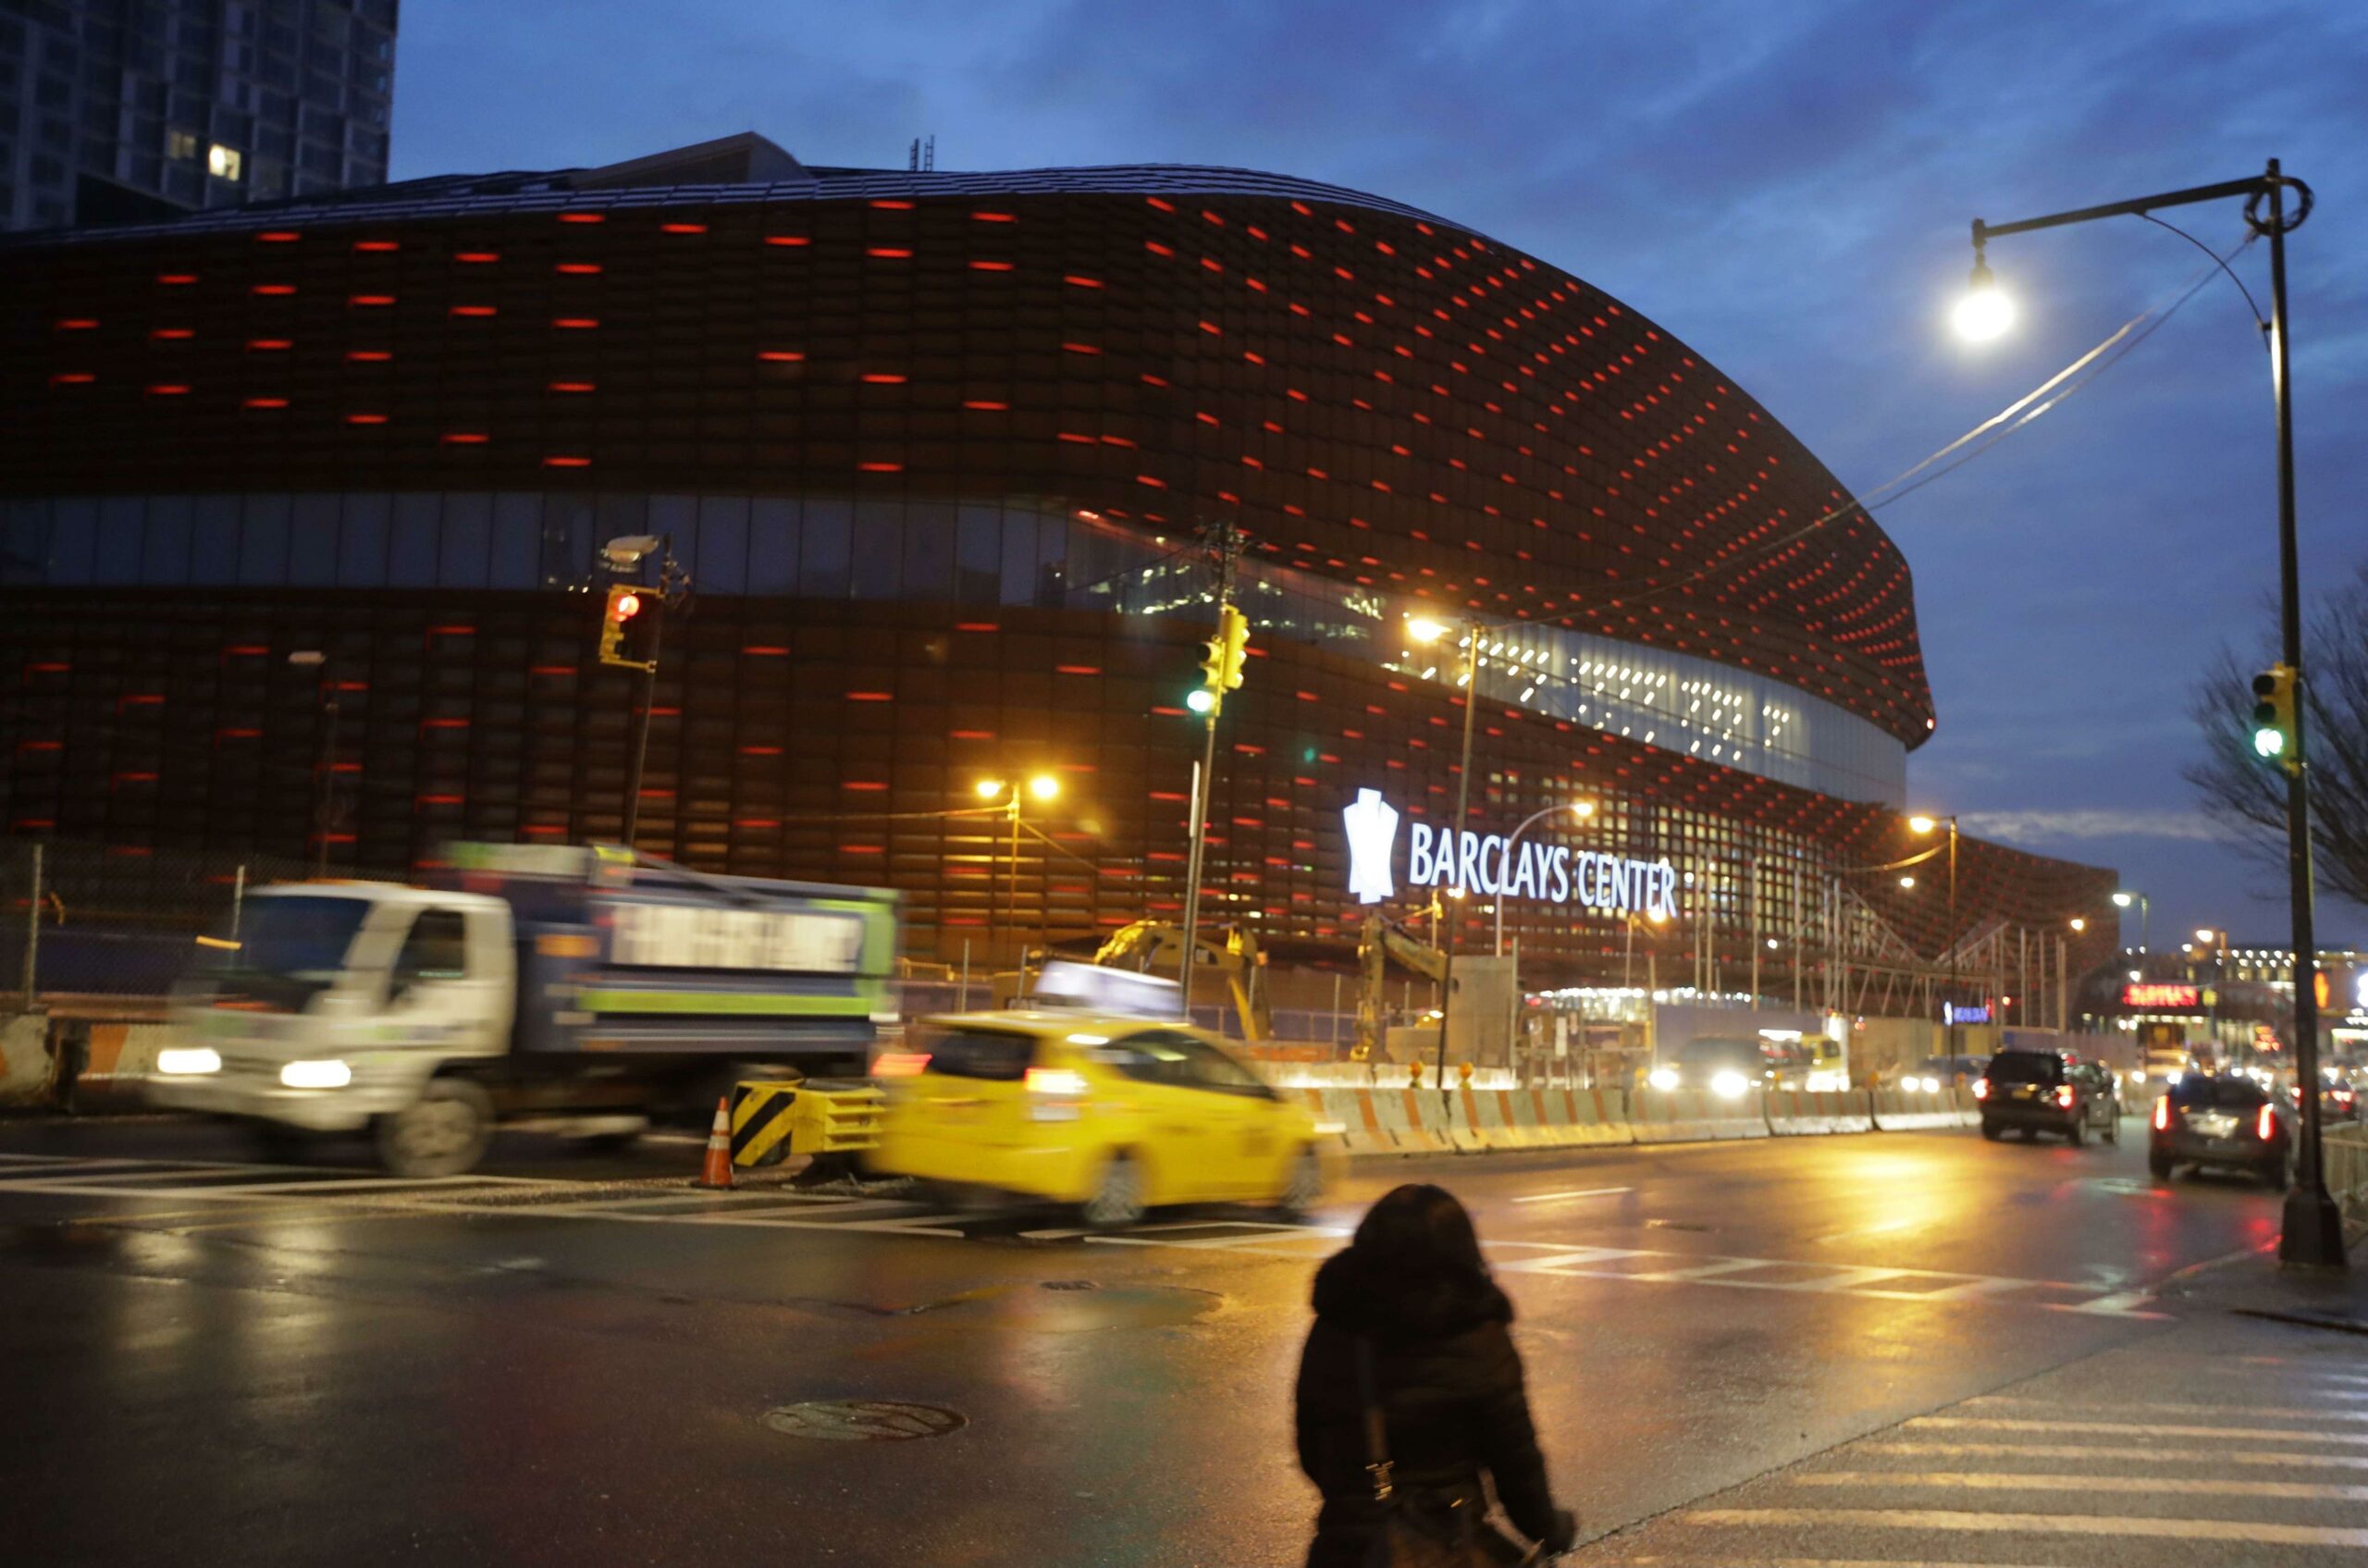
2257,1103 -> 2276,1142
2152,1096 -> 2170,1132
1971,1079 -> 1989,1100
1025,1067 -> 1090,1097
2055,1084 -> 2076,1109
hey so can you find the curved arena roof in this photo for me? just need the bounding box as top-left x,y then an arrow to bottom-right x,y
1,151 -> 1934,744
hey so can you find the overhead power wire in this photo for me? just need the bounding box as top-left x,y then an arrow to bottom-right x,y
1570,231 -> 2252,620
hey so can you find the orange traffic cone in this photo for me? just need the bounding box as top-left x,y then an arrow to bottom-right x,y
697,1095 -> 735,1189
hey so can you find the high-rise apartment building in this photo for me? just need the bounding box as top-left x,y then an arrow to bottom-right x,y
0,0 -> 395,232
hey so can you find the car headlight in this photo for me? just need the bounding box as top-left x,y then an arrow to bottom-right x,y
1710,1069 -> 1750,1101
156,1047 -> 222,1076
279,1059 -> 352,1090
1648,1067 -> 1681,1093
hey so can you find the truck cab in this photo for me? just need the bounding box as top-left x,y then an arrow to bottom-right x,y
153,883 -> 518,1164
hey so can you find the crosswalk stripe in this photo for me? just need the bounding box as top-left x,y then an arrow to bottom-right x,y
1908,1416 -> 2368,1446
1684,1507 -> 2368,1549
1798,1471 -> 2368,1502
1862,1440 -> 2368,1470
1968,1395 -> 2368,1421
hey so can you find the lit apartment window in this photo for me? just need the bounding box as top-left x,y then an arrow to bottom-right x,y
166,128 -> 199,160
207,142 -> 244,180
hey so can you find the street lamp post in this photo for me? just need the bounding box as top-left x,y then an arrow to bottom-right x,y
1957,160 -> 2340,1266
1494,799 -> 1597,958
2112,889 -> 2151,956
289,650 -> 337,878
977,774 -> 1059,969
1910,814 -> 1959,1054
1409,615 -> 1479,1099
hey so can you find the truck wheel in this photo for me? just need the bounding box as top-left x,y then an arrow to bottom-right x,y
376,1079 -> 493,1178
1275,1147 -> 1325,1220
1081,1151 -> 1146,1231
2065,1116 -> 2086,1148
2150,1153 -> 2175,1182
2103,1106 -> 2122,1145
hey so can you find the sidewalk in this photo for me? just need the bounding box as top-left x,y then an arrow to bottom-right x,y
2158,1217 -> 2368,1335
1576,1240 -> 2368,1566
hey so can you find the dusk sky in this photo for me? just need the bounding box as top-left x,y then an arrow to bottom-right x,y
389,1 -> 2368,949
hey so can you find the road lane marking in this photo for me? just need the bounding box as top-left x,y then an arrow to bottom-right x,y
1908,1416 -> 2368,1446
1862,1440 -> 2368,1469
1511,1187 -> 1632,1204
1684,1508 -> 2368,1548
1967,1395 -> 2368,1420
1797,1471 -> 2368,1501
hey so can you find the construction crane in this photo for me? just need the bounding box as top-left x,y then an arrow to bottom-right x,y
1092,920 -> 1272,1043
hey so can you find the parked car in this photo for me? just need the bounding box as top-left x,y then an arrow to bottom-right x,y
2152,1072 -> 2293,1188
1975,1048 -> 2117,1145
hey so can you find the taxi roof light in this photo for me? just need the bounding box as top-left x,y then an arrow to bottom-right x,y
1024,1067 -> 1090,1096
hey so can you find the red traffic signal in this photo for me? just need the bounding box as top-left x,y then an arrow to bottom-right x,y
599,585 -> 658,669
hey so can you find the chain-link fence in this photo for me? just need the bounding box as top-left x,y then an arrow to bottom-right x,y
2,839 -> 311,1009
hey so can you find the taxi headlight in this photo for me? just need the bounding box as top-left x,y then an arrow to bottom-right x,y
279,1059 -> 352,1090
1648,1067 -> 1681,1093
1710,1069 -> 1751,1101
156,1047 -> 222,1077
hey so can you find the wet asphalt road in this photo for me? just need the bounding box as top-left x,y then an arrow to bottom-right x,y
0,1115 -> 2316,1566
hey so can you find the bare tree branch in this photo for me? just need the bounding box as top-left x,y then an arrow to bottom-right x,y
2185,562 -> 2368,913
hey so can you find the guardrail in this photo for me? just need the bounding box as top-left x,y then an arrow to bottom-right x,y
2328,1125 -> 2368,1218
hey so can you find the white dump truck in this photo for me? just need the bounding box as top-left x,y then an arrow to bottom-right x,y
149,843 -> 901,1175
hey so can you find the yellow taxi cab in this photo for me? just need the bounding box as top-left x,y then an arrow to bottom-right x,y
868,1009 -> 1338,1229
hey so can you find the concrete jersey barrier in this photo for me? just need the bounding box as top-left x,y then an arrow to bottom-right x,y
1630,1087 -> 1768,1143
1871,1086 -> 1979,1131
1764,1089 -> 1875,1136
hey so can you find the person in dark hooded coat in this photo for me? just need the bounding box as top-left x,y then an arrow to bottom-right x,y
1294,1183 -> 1575,1566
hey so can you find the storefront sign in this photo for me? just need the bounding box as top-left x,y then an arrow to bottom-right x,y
1944,1003 -> 1992,1025
1341,788 -> 1680,919
2122,982 -> 2200,1009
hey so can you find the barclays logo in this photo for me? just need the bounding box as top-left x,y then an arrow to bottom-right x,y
1342,788 -> 1400,905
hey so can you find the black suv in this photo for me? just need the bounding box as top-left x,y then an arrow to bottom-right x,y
1975,1049 -> 2117,1145
2152,1073 -> 2293,1188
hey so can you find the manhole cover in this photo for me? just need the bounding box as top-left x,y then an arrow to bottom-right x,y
760,1400 -> 966,1441
1042,1279 -> 1098,1291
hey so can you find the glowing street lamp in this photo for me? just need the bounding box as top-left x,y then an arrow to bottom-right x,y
2069,917 -> 2087,932
1899,874 -> 1917,890
1494,798 -> 1598,957
977,773 -> 1063,959
1951,253 -> 2016,342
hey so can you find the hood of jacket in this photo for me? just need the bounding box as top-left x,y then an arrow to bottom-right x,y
1310,1246 -> 1513,1340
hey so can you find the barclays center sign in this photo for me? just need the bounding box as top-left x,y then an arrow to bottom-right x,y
1341,788 -> 1681,920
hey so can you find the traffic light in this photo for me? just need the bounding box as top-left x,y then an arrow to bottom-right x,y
599,585 -> 659,670
1216,605 -> 1250,692
1195,605 -> 1251,713
2250,663 -> 2297,771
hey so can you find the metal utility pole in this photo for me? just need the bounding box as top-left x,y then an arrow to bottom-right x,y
601,534 -> 687,852
1434,623 -> 1480,1108
1178,524 -> 1244,1017
1963,159 -> 2339,1266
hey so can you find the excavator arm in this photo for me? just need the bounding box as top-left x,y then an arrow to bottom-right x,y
1091,920 -> 1271,1043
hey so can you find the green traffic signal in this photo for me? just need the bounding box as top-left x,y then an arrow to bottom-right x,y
2250,665 -> 2296,766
